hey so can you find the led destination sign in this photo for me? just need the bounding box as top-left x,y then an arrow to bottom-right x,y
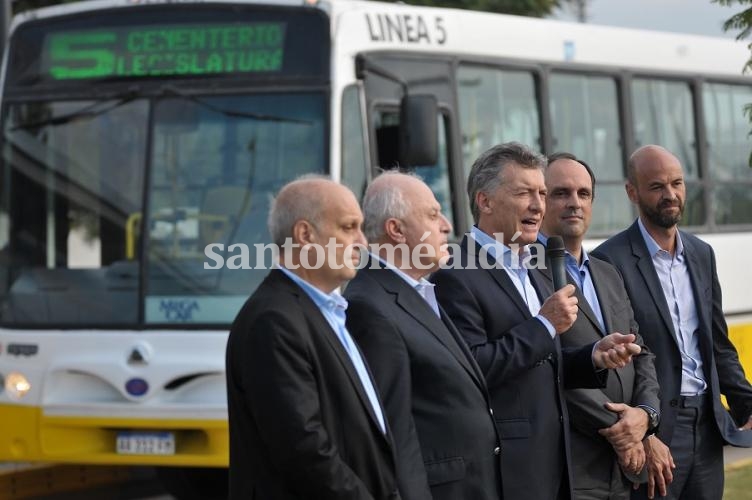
45,23 -> 287,80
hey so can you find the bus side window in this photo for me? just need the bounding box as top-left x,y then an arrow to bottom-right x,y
703,82 -> 752,226
373,109 -> 456,237
549,72 -> 631,234
457,65 -> 542,172
632,78 -> 705,227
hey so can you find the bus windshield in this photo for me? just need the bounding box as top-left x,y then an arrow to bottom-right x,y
0,3 -> 330,327
0,91 -> 326,327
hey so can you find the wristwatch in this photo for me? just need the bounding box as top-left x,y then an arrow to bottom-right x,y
637,405 -> 660,437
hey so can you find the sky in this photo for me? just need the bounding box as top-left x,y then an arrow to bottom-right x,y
552,0 -> 740,38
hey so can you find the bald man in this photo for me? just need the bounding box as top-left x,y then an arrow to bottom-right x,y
594,145 -> 752,500
345,172 -> 502,500
226,177 -> 400,500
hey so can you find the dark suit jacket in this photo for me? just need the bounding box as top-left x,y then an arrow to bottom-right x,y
594,220 -> 752,448
538,250 -> 660,497
431,235 -> 605,500
345,259 -> 502,500
225,269 -> 400,500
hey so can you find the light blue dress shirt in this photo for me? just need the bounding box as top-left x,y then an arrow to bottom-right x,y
277,266 -> 387,433
470,227 -> 556,337
374,255 -> 441,317
638,219 -> 706,395
539,233 -> 606,332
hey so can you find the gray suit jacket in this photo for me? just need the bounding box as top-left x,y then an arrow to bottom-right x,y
594,220 -> 752,448
345,259 -> 502,500
538,250 -> 660,498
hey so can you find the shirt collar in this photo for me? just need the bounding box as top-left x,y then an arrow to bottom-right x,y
373,254 -> 430,290
471,226 -> 527,268
637,217 -> 684,258
277,265 -> 347,312
538,232 -> 589,268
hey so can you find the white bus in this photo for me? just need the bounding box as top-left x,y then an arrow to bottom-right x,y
0,0 -> 750,497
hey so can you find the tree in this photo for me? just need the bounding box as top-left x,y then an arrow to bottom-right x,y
714,1 -> 752,165
382,0 -> 555,17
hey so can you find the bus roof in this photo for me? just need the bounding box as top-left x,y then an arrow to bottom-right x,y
10,0 -> 751,78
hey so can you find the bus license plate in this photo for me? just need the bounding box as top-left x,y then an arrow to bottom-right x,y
116,432 -> 175,455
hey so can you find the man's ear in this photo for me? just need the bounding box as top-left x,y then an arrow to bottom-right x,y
625,181 -> 638,204
293,220 -> 316,246
384,218 -> 406,243
476,191 -> 492,214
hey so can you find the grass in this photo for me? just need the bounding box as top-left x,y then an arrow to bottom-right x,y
724,461 -> 752,500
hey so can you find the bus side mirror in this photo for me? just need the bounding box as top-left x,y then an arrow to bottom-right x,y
399,94 -> 438,167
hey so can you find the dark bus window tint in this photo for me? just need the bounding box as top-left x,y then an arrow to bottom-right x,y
458,65 -> 541,174
632,78 -> 698,179
341,85 -> 368,200
632,78 -> 706,227
549,73 -> 629,233
0,99 -> 147,325
703,83 -> 752,226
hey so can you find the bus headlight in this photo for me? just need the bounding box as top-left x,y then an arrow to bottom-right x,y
5,372 -> 31,400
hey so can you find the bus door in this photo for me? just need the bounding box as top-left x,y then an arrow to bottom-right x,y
358,54 -> 467,237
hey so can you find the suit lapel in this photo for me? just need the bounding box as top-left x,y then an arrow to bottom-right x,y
537,249 -> 605,335
628,222 -> 678,341
368,263 -> 487,392
465,236 -> 531,318
278,272 -> 388,438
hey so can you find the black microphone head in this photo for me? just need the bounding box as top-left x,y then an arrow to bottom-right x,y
546,235 -> 566,259
546,235 -> 568,291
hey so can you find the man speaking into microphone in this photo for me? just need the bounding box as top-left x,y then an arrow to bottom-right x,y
432,142 -> 641,500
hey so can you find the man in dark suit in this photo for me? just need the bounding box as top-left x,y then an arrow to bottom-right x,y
432,142 -> 642,500
345,172 -> 502,500
540,153 -> 661,500
225,177 -> 400,500
594,145 -> 752,500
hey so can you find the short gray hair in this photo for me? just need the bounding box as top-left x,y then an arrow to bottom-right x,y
467,142 -> 547,224
267,174 -> 330,246
362,171 -> 419,242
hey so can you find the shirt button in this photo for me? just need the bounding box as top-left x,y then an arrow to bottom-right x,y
489,408 -> 494,416
560,415 -> 564,423
493,446 -> 500,456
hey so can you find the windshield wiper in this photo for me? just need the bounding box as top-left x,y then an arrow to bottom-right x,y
10,87 -> 142,131
159,85 -> 313,125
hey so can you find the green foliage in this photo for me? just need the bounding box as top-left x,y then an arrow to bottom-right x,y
714,1 -> 752,165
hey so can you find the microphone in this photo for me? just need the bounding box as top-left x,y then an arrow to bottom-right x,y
546,235 -> 568,291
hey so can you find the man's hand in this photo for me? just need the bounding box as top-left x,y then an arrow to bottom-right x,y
539,284 -> 578,334
592,332 -> 641,369
598,403 -> 650,450
616,442 -> 645,476
635,435 -> 675,499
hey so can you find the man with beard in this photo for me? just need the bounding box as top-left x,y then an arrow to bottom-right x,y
594,145 -> 752,500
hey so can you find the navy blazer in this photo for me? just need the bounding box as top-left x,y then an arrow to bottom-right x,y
594,220 -> 752,448
431,235 -> 605,500
226,270 -> 401,500
345,258 -> 502,500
